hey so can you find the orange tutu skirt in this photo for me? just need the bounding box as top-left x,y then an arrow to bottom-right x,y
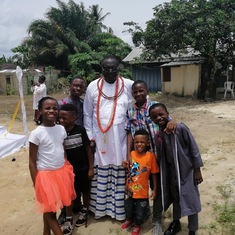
35,161 -> 76,213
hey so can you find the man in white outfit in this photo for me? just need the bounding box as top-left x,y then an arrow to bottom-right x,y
31,75 -> 47,124
84,55 -> 133,221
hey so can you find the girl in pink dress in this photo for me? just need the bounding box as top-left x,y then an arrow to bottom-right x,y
29,96 -> 76,235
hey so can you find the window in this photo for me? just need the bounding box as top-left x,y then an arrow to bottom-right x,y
6,75 -> 11,84
5,75 -> 14,95
162,67 -> 171,82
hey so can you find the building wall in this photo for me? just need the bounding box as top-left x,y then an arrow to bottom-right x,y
161,64 -> 201,98
132,65 -> 162,92
0,73 -> 28,95
0,70 -> 58,95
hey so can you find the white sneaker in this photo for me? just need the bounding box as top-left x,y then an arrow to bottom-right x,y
152,222 -> 163,235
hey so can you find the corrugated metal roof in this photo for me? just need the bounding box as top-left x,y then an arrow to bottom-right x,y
0,69 -> 42,73
161,60 -> 204,67
123,47 -> 143,62
0,64 -> 16,70
0,69 -> 16,73
123,47 -> 205,63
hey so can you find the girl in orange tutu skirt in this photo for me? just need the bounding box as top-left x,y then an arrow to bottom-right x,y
29,97 -> 76,235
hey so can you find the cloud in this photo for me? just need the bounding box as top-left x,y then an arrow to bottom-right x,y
0,0 -> 53,57
0,0 -> 168,58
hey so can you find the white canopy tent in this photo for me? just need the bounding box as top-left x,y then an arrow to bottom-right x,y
0,66 -> 29,159
0,126 -> 27,158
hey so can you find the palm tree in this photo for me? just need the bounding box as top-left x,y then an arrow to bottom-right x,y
88,4 -> 112,33
25,0 -> 96,71
12,0 -> 129,77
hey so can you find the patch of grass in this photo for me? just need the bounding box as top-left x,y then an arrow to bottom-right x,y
216,185 -> 233,199
212,185 -> 235,235
201,185 -> 235,234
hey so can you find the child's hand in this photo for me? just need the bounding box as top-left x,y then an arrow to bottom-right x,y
122,160 -> 129,169
164,119 -> 177,134
150,190 -> 157,200
88,167 -> 94,180
194,168 -> 203,185
90,141 -> 96,153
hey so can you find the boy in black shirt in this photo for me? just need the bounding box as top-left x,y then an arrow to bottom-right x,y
59,104 -> 94,235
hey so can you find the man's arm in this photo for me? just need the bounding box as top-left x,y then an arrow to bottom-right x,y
126,131 -> 133,162
83,85 -> 94,140
34,84 -> 46,95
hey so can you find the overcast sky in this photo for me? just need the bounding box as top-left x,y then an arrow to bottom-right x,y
0,0 -> 170,58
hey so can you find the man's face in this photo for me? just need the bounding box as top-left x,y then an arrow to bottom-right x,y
101,58 -> 119,83
70,78 -> 85,98
38,76 -> 44,84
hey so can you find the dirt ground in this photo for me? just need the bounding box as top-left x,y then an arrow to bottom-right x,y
0,93 -> 235,235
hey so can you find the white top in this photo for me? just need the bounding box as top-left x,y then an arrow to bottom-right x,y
29,125 -> 67,170
32,83 -> 47,110
84,77 -> 133,166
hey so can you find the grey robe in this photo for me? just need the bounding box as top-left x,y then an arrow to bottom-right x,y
155,122 -> 203,217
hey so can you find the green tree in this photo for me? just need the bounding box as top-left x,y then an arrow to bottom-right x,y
0,55 -> 7,65
68,32 -> 131,81
24,0 -> 95,71
88,4 -> 112,33
11,45 -> 31,68
12,0 -> 131,80
0,55 -> 15,65
138,0 -> 235,98
123,21 -> 143,47
12,1 -> 109,72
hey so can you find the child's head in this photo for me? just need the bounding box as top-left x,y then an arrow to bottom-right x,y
149,103 -> 169,128
132,80 -> 148,105
133,129 -> 150,154
59,103 -> 78,129
70,77 -> 86,98
38,75 -> 46,84
38,96 -> 58,125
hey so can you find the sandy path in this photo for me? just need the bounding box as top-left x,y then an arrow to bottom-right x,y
1,98 -> 235,234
